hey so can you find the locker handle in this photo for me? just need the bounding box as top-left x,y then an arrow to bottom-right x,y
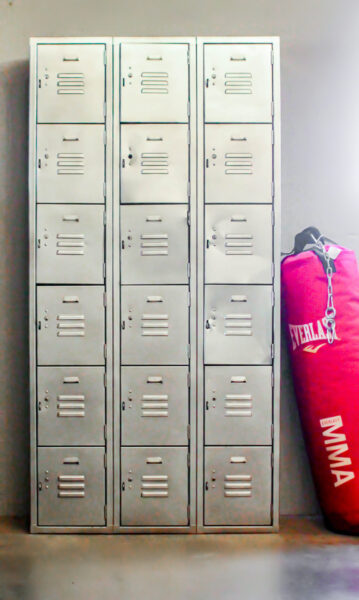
63,457 -> 80,464
62,215 -> 79,222
231,215 -> 247,222
230,456 -> 247,463
231,376 -> 247,383
63,296 -> 80,303
230,56 -> 247,61
63,376 -> 80,384
62,57 -> 80,62
230,137 -> 247,142
146,296 -> 163,303
147,376 -> 163,384
205,320 -> 211,329
121,320 -> 126,330
62,137 -> 79,142
146,457 -> 163,464
146,216 -> 162,222
146,137 -> 163,142
146,56 -> 163,61
231,295 -> 247,302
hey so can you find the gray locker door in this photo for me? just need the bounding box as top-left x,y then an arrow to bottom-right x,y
121,205 -> 188,284
205,205 -> 273,284
121,285 -> 189,365
205,366 -> 272,445
121,367 -> 189,446
37,44 -> 105,124
37,286 -> 105,366
204,447 -> 272,526
121,43 -> 189,123
121,447 -> 188,526
204,285 -> 272,365
205,124 -> 272,204
204,44 -> 273,123
37,205 -> 104,284
38,447 -> 106,526
37,125 -> 105,204
120,124 -> 188,204
37,367 -> 105,446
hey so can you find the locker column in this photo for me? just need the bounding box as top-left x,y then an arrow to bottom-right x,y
114,39 -> 197,531
29,39 -> 113,532
197,38 -> 281,532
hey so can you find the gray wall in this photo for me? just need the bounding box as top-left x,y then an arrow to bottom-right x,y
1,0 -> 358,517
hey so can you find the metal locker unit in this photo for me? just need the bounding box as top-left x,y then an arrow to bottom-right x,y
37,447 -> 106,526
120,43 -> 189,123
29,38 -> 113,533
121,367 -> 189,446
37,204 -> 105,284
120,204 -> 189,285
205,204 -> 273,284
37,285 -> 106,366
204,446 -> 272,526
204,43 -> 273,123
121,447 -> 189,527
120,124 -> 189,204
37,43 -> 106,124
204,366 -> 272,446
36,124 -> 106,204
30,37 -> 279,534
205,124 -> 273,204
114,37 -> 196,533
197,37 -> 280,533
37,367 -> 106,447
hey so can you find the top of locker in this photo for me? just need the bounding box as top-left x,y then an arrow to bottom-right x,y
31,37 -> 279,125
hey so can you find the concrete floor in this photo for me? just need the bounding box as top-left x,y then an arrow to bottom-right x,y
1,517 -> 359,600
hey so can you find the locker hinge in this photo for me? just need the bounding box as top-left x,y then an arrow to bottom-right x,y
103,130 -> 107,145
187,344 -> 191,359
187,263 -> 191,280
271,424 -> 274,441
104,505 -> 107,521
187,210 -> 191,227
271,129 -> 274,145
103,263 -> 106,280
271,182 -> 275,199
187,505 -> 191,521
187,128 -> 191,145
187,181 -> 191,198
271,263 -> 275,280
103,101 -> 107,118
187,101 -> 190,117
103,48 -> 107,65
271,209 -> 275,225
188,291 -> 191,307
271,101 -> 274,117
103,292 -> 107,307
271,343 -> 275,359
187,453 -> 191,467
187,50 -> 190,65
187,424 -> 191,441
271,370 -> 274,387
187,372 -> 191,388
103,182 -> 107,199
104,372 -> 107,388
271,290 -> 275,307
104,343 -> 107,359
271,49 -> 274,65
103,211 -> 107,225
104,424 -> 107,441
271,451 -> 274,468
104,453 -> 107,469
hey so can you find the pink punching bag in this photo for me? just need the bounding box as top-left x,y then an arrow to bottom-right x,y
282,227 -> 359,533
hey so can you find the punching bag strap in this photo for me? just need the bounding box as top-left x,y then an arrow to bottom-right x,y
282,227 -> 337,273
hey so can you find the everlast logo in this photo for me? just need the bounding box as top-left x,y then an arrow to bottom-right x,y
288,318 -> 338,352
320,416 -> 355,488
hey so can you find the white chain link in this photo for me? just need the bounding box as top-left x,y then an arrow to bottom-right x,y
311,236 -> 336,344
